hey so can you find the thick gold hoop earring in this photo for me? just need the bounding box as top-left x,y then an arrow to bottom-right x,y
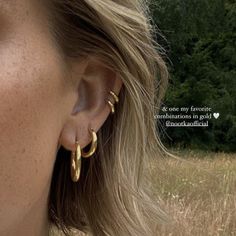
106,99 -> 115,114
81,128 -> 98,158
70,140 -> 81,182
109,90 -> 119,103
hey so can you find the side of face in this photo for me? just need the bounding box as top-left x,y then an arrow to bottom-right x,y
0,0 -> 123,233
0,0 -> 74,231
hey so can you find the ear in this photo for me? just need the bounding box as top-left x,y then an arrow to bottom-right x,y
58,55 -> 123,152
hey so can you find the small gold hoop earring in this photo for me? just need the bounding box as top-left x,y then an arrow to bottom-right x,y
109,90 -> 119,103
106,99 -> 115,114
71,140 -> 81,182
81,128 -> 98,158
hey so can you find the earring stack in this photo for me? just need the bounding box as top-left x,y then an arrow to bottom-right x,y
106,90 -> 119,114
70,90 -> 119,182
70,128 -> 97,182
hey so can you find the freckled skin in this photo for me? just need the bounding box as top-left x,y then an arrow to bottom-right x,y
0,0 -> 123,235
0,1 -> 74,235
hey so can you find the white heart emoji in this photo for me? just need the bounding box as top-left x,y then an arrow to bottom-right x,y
213,113 -> 220,119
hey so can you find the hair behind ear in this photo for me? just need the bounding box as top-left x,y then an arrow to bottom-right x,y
48,1 -> 171,235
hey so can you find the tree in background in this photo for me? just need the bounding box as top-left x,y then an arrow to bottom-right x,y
151,0 -> 236,152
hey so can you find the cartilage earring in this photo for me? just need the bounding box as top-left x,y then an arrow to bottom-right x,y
106,90 -> 119,114
109,90 -> 119,103
107,99 -> 115,114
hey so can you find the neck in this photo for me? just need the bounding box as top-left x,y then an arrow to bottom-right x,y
1,185 -> 50,236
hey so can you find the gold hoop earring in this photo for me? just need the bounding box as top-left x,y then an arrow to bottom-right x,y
81,128 -> 98,158
71,140 -> 81,182
106,99 -> 115,114
70,128 -> 98,182
109,90 -> 119,103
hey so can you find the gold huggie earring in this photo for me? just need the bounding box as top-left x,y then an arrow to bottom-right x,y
81,128 -> 98,158
71,140 -> 81,182
107,99 -> 115,114
109,90 -> 119,103
106,90 -> 119,114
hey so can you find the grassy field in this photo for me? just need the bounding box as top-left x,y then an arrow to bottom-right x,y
50,149 -> 236,235
150,149 -> 236,236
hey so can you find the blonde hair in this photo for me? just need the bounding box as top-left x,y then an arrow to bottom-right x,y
47,0 -> 171,235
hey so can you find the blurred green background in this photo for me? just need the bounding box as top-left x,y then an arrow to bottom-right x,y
152,0 -> 236,152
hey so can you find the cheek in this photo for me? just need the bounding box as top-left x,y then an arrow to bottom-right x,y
0,36 -> 67,229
